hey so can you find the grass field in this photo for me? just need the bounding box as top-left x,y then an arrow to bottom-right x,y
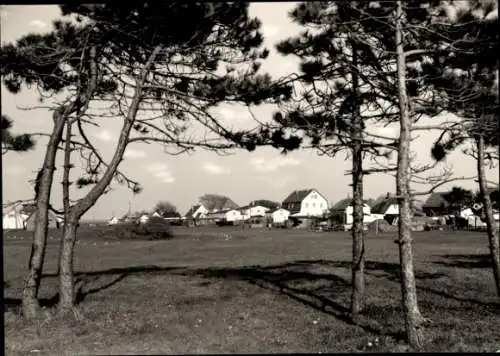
4,226 -> 500,353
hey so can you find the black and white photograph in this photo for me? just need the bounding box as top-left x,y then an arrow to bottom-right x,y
2,1 -> 499,353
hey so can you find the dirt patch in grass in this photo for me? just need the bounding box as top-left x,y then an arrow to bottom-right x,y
4,228 -> 500,353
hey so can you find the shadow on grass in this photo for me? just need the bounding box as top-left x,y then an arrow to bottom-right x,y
4,266 -> 181,312
433,254 -> 492,269
186,263 -> 406,341
5,260 -> 497,335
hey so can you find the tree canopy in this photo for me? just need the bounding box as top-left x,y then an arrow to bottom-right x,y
1,115 -> 35,154
154,201 -> 178,215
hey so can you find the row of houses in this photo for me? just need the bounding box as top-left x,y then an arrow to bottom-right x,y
183,189 -> 330,226
4,187 -> 498,230
182,188 -> 499,228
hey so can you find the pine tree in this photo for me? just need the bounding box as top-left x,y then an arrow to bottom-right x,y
1,115 -> 35,154
1,2 -> 291,318
425,0 -> 499,299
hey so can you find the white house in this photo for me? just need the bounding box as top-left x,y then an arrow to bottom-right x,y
281,189 -> 329,218
107,216 -> 120,225
370,197 -> 399,222
270,208 -> 290,224
184,204 -> 209,220
330,198 -> 375,226
207,209 -> 243,222
459,208 -> 475,219
240,204 -> 270,220
3,208 -> 29,230
345,204 -> 376,224
139,214 -> 150,224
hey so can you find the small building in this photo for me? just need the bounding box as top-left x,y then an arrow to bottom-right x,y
370,196 -> 399,224
269,207 -> 290,224
139,214 -> 150,224
3,202 -> 37,230
330,198 -> 374,225
107,216 -> 120,225
206,209 -> 242,223
184,204 -> 209,220
240,203 -> 270,221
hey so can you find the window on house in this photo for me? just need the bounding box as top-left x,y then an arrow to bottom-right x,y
305,203 -> 308,208
313,203 -> 316,208
320,203 -> 324,208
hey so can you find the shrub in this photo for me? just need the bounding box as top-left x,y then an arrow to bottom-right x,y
113,217 -> 174,240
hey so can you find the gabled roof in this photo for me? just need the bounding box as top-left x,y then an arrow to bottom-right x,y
240,204 -> 269,211
371,197 -> 399,214
331,198 -> 370,211
282,189 -> 317,204
184,205 -> 201,218
423,192 -> 450,209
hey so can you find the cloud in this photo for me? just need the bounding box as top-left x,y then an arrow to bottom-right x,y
154,171 -> 176,184
145,162 -> 176,183
124,149 -> 146,159
4,166 -> 26,176
250,156 -> 301,172
29,19 -> 48,30
258,175 -> 294,189
201,162 -> 230,175
261,24 -> 281,39
95,130 -> 115,142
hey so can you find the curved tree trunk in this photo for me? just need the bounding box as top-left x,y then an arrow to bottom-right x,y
395,1 -> 424,350
349,36 -> 366,319
22,114 -> 66,320
57,46 -> 162,312
476,135 -> 500,298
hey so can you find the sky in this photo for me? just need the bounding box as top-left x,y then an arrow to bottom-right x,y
2,3 -> 498,220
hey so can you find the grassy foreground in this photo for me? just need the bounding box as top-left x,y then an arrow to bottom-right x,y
3,226 -> 500,353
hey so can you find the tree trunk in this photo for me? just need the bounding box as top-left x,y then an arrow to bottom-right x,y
476,135 -> 500,298
57,121 -> 74,277
395,1 -> 424,350
58,219 -> 78,312
22,114 -> 66,320
349,36 -> 365,319
56,46 -> 163,312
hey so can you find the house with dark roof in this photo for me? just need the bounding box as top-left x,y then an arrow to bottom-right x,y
184,204 -> 209,220
371,196 -> 400,224
371,197 -> 399,216
281,188 -> 328,217
330,198 -> 374,225
422,192 -> 452,216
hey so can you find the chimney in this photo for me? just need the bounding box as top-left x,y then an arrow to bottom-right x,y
386,192 -> 390,199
